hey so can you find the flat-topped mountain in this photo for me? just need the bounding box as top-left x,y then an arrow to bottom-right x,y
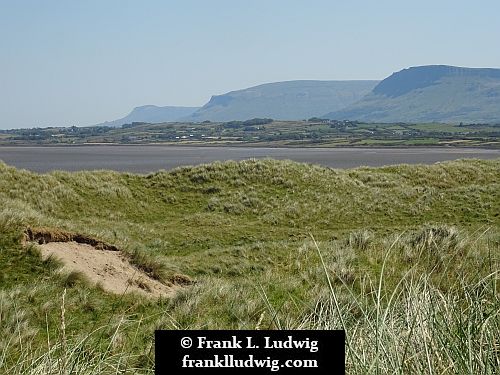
185,80 -> 378,122
324,65 -> 500,123
97,105 -> 200,127
96,66 -> 500,126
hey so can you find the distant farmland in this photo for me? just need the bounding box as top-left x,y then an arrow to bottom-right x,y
1,120 -> 498,148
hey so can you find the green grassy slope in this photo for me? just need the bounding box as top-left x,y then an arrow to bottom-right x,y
326,65 -> 500,123
187,80 -> 378,121
0,158 -> 498,373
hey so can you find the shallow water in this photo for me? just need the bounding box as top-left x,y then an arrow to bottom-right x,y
0,145 -> 498,173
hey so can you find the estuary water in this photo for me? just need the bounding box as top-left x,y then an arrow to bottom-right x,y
0,145 -> 498,173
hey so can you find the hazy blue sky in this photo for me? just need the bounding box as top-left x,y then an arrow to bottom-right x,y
1,0 -> 499,129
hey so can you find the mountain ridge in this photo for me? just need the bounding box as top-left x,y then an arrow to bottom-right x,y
324,65 -> 500,123
96,105 -> 200,127
184,80 -> 378,122
97,65 -> 500,126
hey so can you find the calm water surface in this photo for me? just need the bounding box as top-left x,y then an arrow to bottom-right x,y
0,145 -> 498,173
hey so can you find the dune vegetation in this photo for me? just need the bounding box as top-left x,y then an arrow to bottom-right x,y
0,158 -> 498,374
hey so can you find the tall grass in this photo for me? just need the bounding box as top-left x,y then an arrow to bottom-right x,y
1,228 -> 498,374
0,288 -> 154,375
301,233 -> 500,374
1,159 -> 498,373
1,324 -> 154,375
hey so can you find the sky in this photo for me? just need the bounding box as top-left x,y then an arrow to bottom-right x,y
1,0 -> 499,129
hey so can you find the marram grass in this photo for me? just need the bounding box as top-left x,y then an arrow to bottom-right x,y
0,158 -> 498,373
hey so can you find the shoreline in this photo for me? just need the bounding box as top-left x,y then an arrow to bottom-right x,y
0,145 -> 498,174
0,143 -> 498,150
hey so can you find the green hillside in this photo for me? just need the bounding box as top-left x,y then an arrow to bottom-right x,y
0,159 -> 498,374
325,65 -> 500,123
186,80 -> 378,121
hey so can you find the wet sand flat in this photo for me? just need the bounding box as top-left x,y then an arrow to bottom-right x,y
0,145 -> 498,173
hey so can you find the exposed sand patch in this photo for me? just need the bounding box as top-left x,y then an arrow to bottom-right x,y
39,241 -> 176,298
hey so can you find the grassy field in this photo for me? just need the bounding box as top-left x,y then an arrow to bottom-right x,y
0,158 -> 499,374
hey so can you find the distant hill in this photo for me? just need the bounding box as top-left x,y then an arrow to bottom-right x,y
97,105 -> 200,127
324,65 -> 500,123
185,80 -> 378,122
